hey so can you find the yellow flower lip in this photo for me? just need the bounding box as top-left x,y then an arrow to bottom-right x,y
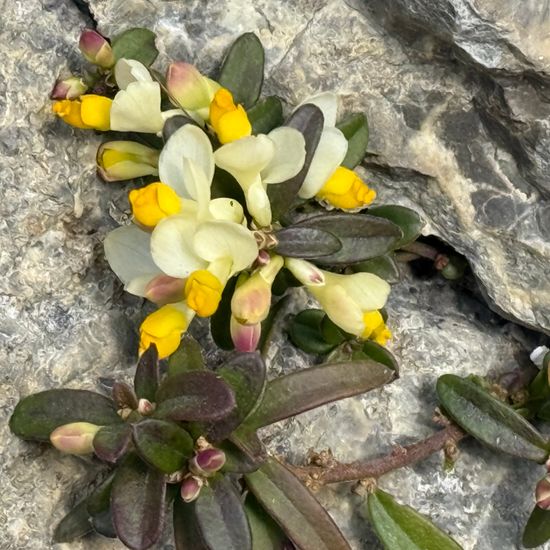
362,310 -> 392,346
185,270 -> 223,317
129,182 -> 181,229
52,95 -> 112,131
209,88 -> 252,144
317,166 -> 376,210
139,305 -> 188,359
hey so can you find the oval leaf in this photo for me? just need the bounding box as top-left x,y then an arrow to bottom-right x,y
167,333 -> 205,377
10,389 -> 121,441
133,419 -> 194,474
437,374 -> 549,462
53,499 -> 93,543
245,359 -> 395,429
247,96 -> 283,134
273,226 -> 342,259
93,423 -> 132,464
111,454 -> 166,550
295,213 -> 403,265
523,505 -> 550,548
267,104 -> 324,222
155,371 -> 236,422
207,352 -> 267,442
111,28 -> 158,67
367,489 -> 462,550
87,474 -> 117,538
288,309 -> 338,355
112,381 -> 138,410
352,254 -> 401,283
194,476 -> 252,550
218,32 -> 264,108
337,113 -> 369,169
245,458 -> 350,550
245,495 -> 288,550
369,205 -> 424,249
173,498 -> 209,550
134,344 -> 159,401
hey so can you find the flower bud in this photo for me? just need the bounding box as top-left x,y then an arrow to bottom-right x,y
79,29 -> 115,68
185,270 -> 223,317
129,182 -> 181,229
97,141 -> 160,182
137,398 -> 155,416
144,275 -> 186,306
50,76 -> 88,100
189,448 -> 226,477
180,476 -> 203,503
50,422 -> 101,455
284,258 -> 324,286
230,316 -> 261,352
209,88 -> 252,144
139,305 -> 189,359
536,476 -> 550,509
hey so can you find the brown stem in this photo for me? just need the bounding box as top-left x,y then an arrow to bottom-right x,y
286,424 -> 466,487
400,242 -> 449,271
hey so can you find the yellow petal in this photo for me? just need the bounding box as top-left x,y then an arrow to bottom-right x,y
129,182 -> 181,228
139,305 -> 189,358
52,99 -> 89,129
80,95 -> 112,131
184,269 -> 223,317
209,88 -> 251,144
361,310 -> 391,345
317,166 -> 376,210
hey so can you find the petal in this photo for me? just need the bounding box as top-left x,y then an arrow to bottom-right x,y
193,221 -> 258,275
298,92 -> 338,127
166,62 -> 212,111
246,180 -> 272,227
110,81 -> 164,133
114,59 -> 153,89
261,127 -> 306,184
326,272 -> 390,311
312,284 -> 364,335
103,225 -> 162,296
208,198 -> 245,224
150,215 -> 206,278
213,135 -> 275,189
158,124 -> 214,198
182,157 -> 210,220
298,127 -> 348,199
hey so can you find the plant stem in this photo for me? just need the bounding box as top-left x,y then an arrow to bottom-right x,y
286,424 -> 466,487
399,242 -> 450,270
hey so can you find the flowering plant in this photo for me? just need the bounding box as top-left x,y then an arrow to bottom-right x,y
51,28 -> 425,361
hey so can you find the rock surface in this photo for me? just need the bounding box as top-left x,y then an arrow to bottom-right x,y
1,0 -> 550,549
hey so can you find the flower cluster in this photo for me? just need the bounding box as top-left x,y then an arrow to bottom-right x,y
52,29 -> 392,359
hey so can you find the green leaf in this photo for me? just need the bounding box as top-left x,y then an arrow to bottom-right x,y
155,371 -> 236,422
295,213 -> 403,265
173,498 -> 209,550
367,489 -> 463,550
53,499 -> 93,543
437,374 -> 550,462
93,423 -> 132,463
111,28 -> 158,67
321,315 -> 348,346
245,458 -> 350,550
352,254 -> 401,283
267,104 -> 324,222
211,168 -> 247,204
219,439 -> 264,474
245,359 -> 395,429
162,115 -> 198,142
211,275 -> 238,350
134,344 -> 159,401
523,505 -> 550,548
207,353 -> 267,442
360,341 -> 400,374
111,454 -> 166,550
167,333 -> 205,377
337,113 -> 369,169
195,476 -> 252,550
10,389 -> 121,441
133,419 -> 194,474
247,96 -> 283,134
218,33 -> 264,108
369,205 -> 423,249
86,475 -> 117,539
112,381 -> 138,410
273,226 -> 342,259
288,309 -> 338,355
245,494 -> 288,550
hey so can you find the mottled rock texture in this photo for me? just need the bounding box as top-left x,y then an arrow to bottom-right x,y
1,0 -> 549,549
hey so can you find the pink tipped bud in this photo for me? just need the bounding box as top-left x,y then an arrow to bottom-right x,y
180,476 -> 203,503
230,316 -> 261,352
166,62 -> 216,113
189,448 -> 226,477
50,422 -> 101,455
79,29 -> 115,68
536,477 -> 550,510
144,275 -> 186,306
137,398 -> 155,416
50,76 -> 88,100
256,250 -> 271,267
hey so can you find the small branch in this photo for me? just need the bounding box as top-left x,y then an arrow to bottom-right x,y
286,424 -> 466,487
400,242 -> 449,270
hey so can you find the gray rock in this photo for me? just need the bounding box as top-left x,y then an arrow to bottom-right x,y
1,0 -> 549,549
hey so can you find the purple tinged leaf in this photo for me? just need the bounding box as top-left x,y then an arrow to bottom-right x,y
245,458 -> 350,550
194,476 -> 252,550
93,424 -> 132,464
134,344 -> 159,401
173,498 -> 209,550
273,226 -> 342,259
111,454 -> 166,550
167,333 -> 205,377
112,381 -> 138,410
244,360 -> 395,429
